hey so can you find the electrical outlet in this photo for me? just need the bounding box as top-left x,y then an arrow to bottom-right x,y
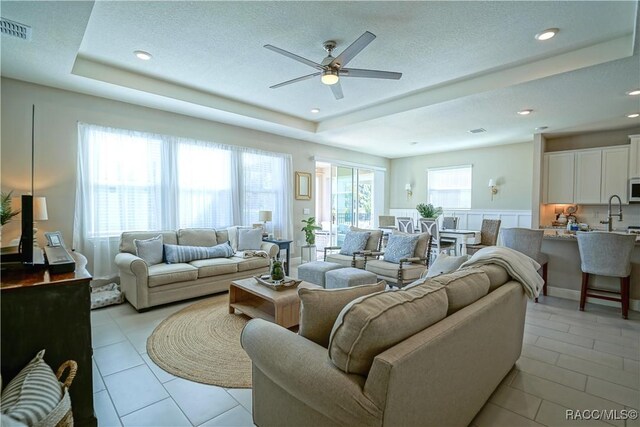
303,208 -> 310,215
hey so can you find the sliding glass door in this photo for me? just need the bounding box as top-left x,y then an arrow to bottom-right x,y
331,166 -> 374,246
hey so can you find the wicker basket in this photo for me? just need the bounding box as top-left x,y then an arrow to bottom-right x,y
34,360 -> 77,427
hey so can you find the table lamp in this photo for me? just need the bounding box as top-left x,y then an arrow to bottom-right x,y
259,210 -> 272,237
33,196 -> 48,247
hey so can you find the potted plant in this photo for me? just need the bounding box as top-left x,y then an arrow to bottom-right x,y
301,217 -> 321,245
416,203 -> 442,219
300,217 -> 321,263
1,190 -> 20,226
271,260 -> 285,282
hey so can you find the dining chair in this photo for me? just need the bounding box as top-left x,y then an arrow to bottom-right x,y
397,217 -> 415,234
419,218 -> 456,259
577,232 -> 635,319
378,215 -> 397,248
466,219 -> 501,255
501,228 -> 548,303
442,216 -> 459,230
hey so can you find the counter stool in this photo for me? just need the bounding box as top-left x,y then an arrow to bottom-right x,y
577,232 -> 636,319
466,219 -> 501,255
501,228 -> 548,303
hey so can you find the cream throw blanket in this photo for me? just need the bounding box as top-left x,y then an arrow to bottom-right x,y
460,246 -> 543,299
240,250 -> 269,259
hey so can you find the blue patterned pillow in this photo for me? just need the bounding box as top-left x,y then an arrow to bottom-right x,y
164,242 -> 235,263
339,231 -> 371,256
384,234 -> 419,264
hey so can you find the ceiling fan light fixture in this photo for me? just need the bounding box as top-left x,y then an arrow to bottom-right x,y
321,70 -> 339,85
535,28 -> 559,41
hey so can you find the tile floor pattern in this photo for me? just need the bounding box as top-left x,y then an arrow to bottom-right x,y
91,281 -> 640,427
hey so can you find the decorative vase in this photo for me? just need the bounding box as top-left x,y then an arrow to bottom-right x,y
271,260 -> 285,281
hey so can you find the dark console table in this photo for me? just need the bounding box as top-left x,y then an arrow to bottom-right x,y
262,238 -> 293,275
1,252 -> 96,427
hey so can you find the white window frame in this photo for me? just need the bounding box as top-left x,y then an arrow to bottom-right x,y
426,165 -> 473,210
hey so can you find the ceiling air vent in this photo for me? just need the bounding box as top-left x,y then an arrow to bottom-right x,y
1,17 -> 32,41
468,128 -> 486,134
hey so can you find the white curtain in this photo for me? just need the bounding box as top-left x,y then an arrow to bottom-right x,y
74,123 -> 293,279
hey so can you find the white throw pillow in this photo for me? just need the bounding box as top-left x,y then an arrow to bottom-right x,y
425,253 -> 470,278
134,235 -> 163,265
238,228 -> 263,251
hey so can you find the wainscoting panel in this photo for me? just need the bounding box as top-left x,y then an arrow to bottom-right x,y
388,209 -> 533,230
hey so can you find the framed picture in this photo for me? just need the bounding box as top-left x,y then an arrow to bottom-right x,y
295,172 -> 312,200
44,231 -> 65,247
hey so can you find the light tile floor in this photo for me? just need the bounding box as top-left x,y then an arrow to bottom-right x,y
91,278 -> 640,427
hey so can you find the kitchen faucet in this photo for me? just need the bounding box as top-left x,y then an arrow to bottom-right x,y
600,194 -> 623,232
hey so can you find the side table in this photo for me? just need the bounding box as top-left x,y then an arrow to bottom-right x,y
262,238 -> 293,275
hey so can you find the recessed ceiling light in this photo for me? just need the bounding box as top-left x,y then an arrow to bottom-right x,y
409,141 -> 419,145
468,128 -> 486,134
627,89 -> 640,96
628,113 -> 640,118
535,28 -> 559,41
517,109 -> 533,115
535,126 -> 549,131
310,108 -> 320,114
134,50 -> 152,60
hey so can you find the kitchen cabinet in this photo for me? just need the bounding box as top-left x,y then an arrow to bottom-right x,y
545,152 -> 575,203
544,145 -> 629,205
602,146 -> 629,203
575,150 -> 602,204
629,134 -> 640,178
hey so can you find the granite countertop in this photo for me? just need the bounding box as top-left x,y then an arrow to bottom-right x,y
542,231 -> 640,244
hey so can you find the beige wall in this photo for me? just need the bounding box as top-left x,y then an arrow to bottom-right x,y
545,126 -> 640,152
0,78 -> 390,252
389,142 -> 533,210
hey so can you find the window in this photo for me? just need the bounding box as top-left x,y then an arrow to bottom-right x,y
74,123 -> 292,279
427,165 -> 472,209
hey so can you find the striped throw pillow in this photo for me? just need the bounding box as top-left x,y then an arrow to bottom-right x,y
164,242 -> 235,263
1,350 -> 62,425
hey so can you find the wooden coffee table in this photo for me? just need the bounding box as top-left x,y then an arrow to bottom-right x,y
229,277 -> 320,328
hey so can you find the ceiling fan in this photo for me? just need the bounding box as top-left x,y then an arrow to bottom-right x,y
264,31 -> 402,100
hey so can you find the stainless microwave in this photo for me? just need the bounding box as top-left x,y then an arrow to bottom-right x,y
630,178 -> 640,202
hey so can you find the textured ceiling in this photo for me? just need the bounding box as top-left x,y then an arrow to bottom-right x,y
1,1 -> 639,158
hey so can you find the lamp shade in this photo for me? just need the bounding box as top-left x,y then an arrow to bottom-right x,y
259,210 -> 272,222
488,179 -> 496,188
33,197 -> 48,221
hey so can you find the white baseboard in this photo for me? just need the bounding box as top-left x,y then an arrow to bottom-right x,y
546,286 -> 640,312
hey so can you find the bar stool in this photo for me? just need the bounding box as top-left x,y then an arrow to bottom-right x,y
501,228 -> 548,303
577,232 -> 636,319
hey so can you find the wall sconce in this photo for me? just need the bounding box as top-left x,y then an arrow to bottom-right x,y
405,183 -> 413,199
488,179 -> 498,201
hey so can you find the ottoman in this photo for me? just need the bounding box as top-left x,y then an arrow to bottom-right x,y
297,261 -> 345,287
325,267 -> 378,289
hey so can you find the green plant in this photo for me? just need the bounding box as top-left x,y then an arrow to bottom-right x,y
271,260 -> 285,281
0,191 -> 20,226
416,203 -> 442,219
301,217 -> 322,245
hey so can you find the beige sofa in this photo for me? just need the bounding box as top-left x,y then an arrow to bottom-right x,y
115,228 -> 278,311
242,265 -> 527,427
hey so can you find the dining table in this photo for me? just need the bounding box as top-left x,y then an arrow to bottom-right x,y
439,229 -> 481,255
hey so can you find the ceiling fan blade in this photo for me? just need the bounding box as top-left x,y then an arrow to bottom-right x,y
330,31 -> 376,68
341,68 -> 402,80
269,72 -> 322,89
264,45 -> 324,70
330,81 -> 344,100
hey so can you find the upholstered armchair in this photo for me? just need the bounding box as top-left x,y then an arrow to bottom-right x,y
324,227 -> 383,268
363,231 -> 433,287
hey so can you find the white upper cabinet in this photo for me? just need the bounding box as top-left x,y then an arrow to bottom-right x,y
601,146 -> 629,203
629,134 -> 640,178
575,150 -> 602,204
545,152 -> 575,204
544,145 -> 629,205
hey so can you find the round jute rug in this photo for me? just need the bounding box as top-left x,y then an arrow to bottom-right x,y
146,294 -> 252,388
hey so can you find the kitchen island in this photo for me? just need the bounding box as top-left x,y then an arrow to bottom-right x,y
541,232 -> 640,309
